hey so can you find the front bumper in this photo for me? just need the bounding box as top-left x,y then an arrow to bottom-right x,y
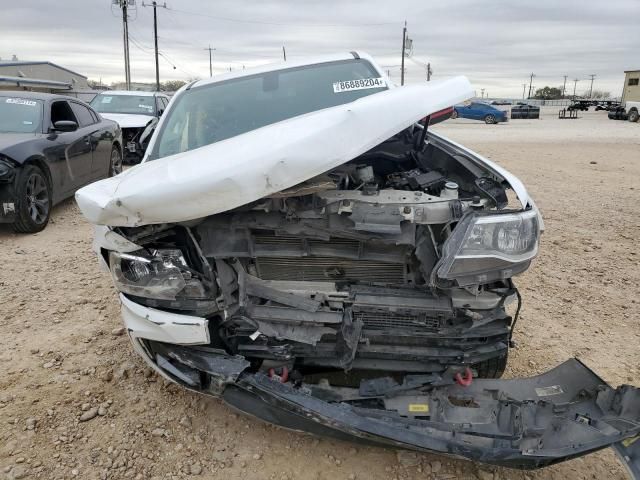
0,182 -> 17,224
119,294 -> 640,474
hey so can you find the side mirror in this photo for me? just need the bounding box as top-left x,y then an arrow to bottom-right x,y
52,120 -> 78,132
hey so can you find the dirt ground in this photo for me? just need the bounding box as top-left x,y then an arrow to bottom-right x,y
1,109 -> 638,480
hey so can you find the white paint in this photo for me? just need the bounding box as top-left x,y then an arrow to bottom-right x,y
99,113 -> 155,129
120,293 -> 209,345
76,74 -> 475,226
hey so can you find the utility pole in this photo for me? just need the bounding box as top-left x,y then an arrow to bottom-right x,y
562,75 -> 568,98
527,72 -> 535,98
114,0 -> 133,90
480,88 -> 485,98
426,62 -> 432,82
588,74 -> 596,98
401,21 -> 407,86
522,83 -> 527,100
282,46 -> 286,61
573,78 -> 579,100
204,45 -> 215,77
143,1 -> 167,92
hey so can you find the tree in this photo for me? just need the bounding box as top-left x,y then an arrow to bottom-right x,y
590,89 -> 611,99
87,79 -> 103,89
533,86 -> 563,100
161,80 -> 187,92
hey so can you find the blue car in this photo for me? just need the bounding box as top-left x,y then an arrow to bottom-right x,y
452,102 -> 508,124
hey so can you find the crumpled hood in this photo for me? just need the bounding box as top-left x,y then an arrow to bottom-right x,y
99,113 -> 154,129
77,77 -> 477,227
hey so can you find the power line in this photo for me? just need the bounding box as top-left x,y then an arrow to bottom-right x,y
113,0 -> 134,90
167,6 -> 398,27
142,1 -> 168,91
527,73 -> 535,98
128,33 -> 197,79
588,74 -> 596,98
204,45 -> 215,77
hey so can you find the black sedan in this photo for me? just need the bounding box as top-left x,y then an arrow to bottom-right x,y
0,92 -> 122,232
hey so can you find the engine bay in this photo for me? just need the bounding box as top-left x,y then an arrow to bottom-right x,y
112,127 -> 525,385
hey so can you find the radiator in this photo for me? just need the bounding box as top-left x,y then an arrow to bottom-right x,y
255,256 -> 407,283
354,310 -> 442,331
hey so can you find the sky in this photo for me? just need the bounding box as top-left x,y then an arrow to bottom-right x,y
2,0 -> 639,98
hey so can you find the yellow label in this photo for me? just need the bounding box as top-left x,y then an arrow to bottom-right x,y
408,404 -> 429,413
622,435 -> 639,447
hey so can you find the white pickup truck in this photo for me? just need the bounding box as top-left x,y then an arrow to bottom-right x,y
626,100 -> 640,122
608,100 -> 640,122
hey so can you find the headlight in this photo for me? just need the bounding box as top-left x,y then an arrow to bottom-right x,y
0,156 -> 16,183
437,209 -> 540,286
109,249 -> 206,300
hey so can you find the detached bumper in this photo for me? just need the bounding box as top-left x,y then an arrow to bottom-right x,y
119,296 -> 640,474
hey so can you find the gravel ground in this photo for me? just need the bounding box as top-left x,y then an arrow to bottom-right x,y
0,109 -> 638,480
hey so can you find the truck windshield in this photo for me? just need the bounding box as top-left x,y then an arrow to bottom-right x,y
148,59 -> 387,160
91,94 -> 156,116
0,97 -> 43,133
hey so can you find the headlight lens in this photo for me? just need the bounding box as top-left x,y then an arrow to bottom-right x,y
109,249 -> 206,300
0,156 -> 16,183
437,210 -> 540,285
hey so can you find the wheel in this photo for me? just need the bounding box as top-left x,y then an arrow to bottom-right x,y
628,109 -> 639,123
109,144 -> 123,177
451,109 -> 458,119
473,353 -> 508,379
13,164 -> 51,233
484,114 -> 496,124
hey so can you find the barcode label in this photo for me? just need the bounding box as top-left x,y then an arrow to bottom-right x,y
333,77 -> 386,93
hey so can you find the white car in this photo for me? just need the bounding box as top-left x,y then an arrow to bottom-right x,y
75,52 -> 640,472
90,90 -> 170,163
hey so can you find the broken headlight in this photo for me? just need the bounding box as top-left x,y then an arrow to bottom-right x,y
437,209 -> 540,286
108,249 -> 206,300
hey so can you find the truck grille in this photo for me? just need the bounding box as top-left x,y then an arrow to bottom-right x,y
255,256 -> 406,283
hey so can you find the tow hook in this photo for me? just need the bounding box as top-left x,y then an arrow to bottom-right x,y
268,366 -> 289,383
455,367 -> 473,387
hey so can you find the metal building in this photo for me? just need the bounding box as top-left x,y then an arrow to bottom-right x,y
0,60 -> 90,93
622,69 -> 640,104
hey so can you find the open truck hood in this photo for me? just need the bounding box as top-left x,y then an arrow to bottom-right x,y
76,76 -> 484,227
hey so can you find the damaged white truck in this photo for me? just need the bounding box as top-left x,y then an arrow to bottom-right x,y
75,53 -> 640,475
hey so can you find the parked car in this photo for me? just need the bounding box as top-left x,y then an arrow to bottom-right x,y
0,92 -> 122,233
490,100 -> 512,105
90,91 -> 170,164
451,101 -> 508,123
609,100 -> 640,122
568,100 -> 590,111
510,103 -> 540,119
595,101 -> 620,111
75,52 -> 640,471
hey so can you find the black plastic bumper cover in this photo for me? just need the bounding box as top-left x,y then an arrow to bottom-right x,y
152,343 -> 640,474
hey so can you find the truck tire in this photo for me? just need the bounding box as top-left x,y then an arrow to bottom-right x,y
628,109 -> 639,123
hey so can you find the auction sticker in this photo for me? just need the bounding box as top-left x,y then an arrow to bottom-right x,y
333,77 -> 386,93
6,98 -> 36,106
